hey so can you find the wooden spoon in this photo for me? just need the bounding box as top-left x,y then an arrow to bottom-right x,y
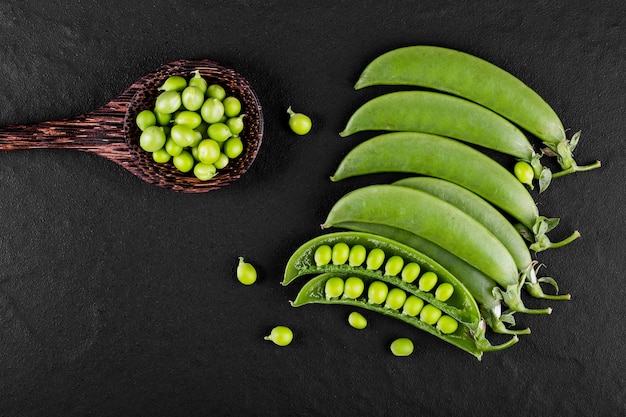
0,60 -> 264,192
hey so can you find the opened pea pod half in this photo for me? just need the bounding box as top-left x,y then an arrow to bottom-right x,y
291,272 -> 518,360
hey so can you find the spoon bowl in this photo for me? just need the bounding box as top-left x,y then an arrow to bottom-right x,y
0,59 -> 264,193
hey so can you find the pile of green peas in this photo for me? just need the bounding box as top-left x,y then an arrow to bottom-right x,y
135,71 -> 246,181
322,275 -> 459,335
313,243 -> 456,303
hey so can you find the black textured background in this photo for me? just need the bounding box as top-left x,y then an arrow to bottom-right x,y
1,1 -> 624,416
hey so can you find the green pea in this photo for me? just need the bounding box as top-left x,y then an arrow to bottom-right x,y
170,124 -> 196,147
401,295 -> 424,317
201,98 -> 225,124
343,277 -> 365,299
223,96 -> 242,117
348,244 -> 367,267
436,315 -> 459,335
172,150 -> 195,173
194,162 -> 217,181
158,75 -> 187,91
367,281 -> 388,304
214,153 -> 229,169
236,257 -> 257,285
264,326 -> 293,347
154,111 -> 171,126
418,271 -> 438,292
514,160 -> 535,189
174,110 -> 203,129
181,86 -> 205,112
208,122 -> 232,142
139,126 -> 166,152
419,304 -> 442,325
366,248 -> 385,270
401,262 -> 421,283
324,277 -> 344,299
226,115 -> 245,135
287,106 -> 312,135
165,137 -> 183,156
384,255 -> 404,276
223,136 -> 243,159
197,139 -> 221,165
207,84 -> 227,101
190,130 -> 203,148
384,287 -> 407,310
348,311 -> 367,329
331,242 -> 350,265
136,109 -> 156,131
188,70 -> 208,94
390,338 -> 414,357
314,245 -> 332,266
435,283 -> 455,302
152,148 -> 171,163
155,90 -> 182,114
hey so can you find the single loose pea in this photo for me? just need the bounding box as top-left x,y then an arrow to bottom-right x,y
324,277 -> 344,299
435,283 -> 455,302
264,326 -> 293,347
139,126 -> 166,152
390,338 -> 414,357
188,71 -> 208,94
158,75 -> 187,91
223,96 -> 242,117
384,255 -> 405,276
366,248 -> 385,270
348,311 -> 367,329
401,262 -> 421,283
384,288 -> 407,310
136,109 -> 156,131
223,136 -> 243,159
172,150 -> 195,173
206,84 -> 226,101
420,304 -> 442,325
331,242 -> 350,265
436,315 -> 459,335
314,245 -> 332,266
155,90 -> 182,114
152,148 -> 171,163
402,295 -> 424,317
343,277 -> 365,299
348,244 -> 367,267
236,257 -> 257,285
201,98 -> 225,123
367,281 -> 388,304
287,106 -> 312,135
418,271 -> 438,292
214,153 -> 229,169
194,162 -> 217,181
181,86 -> 205,111
514,160 -> 535,189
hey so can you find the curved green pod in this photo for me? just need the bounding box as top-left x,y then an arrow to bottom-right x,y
323,184 -> 522,289
353,45 -> 600,174
283,231 -> 480,325
331,132 -> 579,249
291,273 -> 519,360
340,90 -> 536,163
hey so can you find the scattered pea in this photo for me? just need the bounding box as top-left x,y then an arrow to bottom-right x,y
384,287 -> 407,310
420,304 -> 442,325
314,245 -> 332,266
401,295 -> 424,317
331,242 -> 350,265
264,326 -> 293,346
435,283 -> 455,301
366,248 -> 386,270
418,271 -> 438,292
343,277 -> 365,299
390,338 -> 414,356
367,281 -> 388,304
401,262 -> 421,283
287,106 -> 312,135
348,311 -> 368,329
436,315 -> 459,335
324,277 -> 344,299
348,244 -> 367,267
384,255 -> 405,276
236,257 -> 257,285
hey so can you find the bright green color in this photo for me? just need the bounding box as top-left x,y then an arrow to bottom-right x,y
201,98 -> 225,124
136,109 -> 157,131
367,281 -> 388,304
223,137 -> 243,159
420,304 -> 442,325
264,326 -> 293,346
174,110 -> 203,129
331,242 -> 350,265
170,124 -> 196,147
181,86 -> 205,111
401,295 -> 424,317
437,316 -> 459,335
366,248 -> 385,270
325,277 -> 345,299
401,262 -> 420,283
208,122 -> 232,142
314,245 -> 332,266
139,126 -> 166,152
152,148 -> 171,163
207,84 -> 226,100
287,106 -> 312,135
197,139 -> 221,165
237,257 -> 257,285
193,162 -> 217,181
172,151 -> 194,173
158,75 -> 187,91
435,283 -> 455,302
390,338 -> 414,356
343,277 -> 365,299
348,245 -> 367,267
189,70 -> 208,94
384,255 -> 404,276
384,288 -> 407,310
155,90 -> 182,114
348,311 -> 367,329
418,271 -> 438,292
223,96 -> 242,117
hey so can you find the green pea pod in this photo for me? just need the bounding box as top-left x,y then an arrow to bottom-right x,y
353,45 -> 600,175
393,177 -> 571,300
283,231 -> 480,325
291,273 -> 519,360
331,132 -> 579,250
340,90 -> 537,165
